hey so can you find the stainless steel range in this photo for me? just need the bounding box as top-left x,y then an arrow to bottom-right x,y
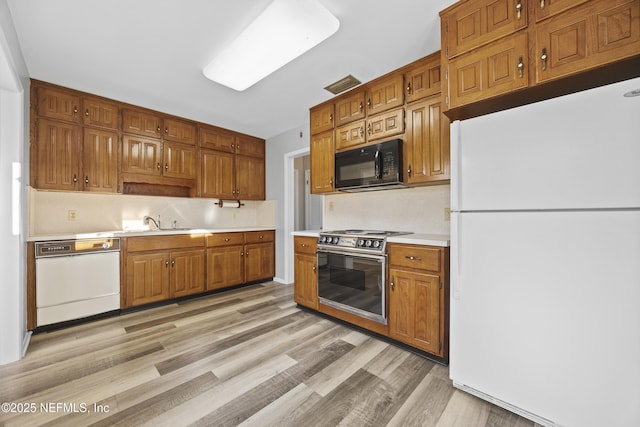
316,230 -> 410,324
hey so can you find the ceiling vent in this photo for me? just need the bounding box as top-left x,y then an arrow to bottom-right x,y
324,75 -> 361,95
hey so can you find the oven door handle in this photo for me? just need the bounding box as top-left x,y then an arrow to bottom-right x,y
316,249 -> 386,261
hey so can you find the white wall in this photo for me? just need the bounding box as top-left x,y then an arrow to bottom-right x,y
0,0 -> 30,365
29,188 -> 275,236
265,122 -> 310,283
324,185 -> 450,234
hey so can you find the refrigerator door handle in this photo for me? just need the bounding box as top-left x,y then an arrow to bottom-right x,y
451,212 -> 462,300
450,121 -> 461,211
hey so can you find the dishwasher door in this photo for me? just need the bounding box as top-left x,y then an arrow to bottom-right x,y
36,251 -> 120,326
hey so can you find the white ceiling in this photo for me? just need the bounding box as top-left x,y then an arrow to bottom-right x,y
7,0 -> 457,139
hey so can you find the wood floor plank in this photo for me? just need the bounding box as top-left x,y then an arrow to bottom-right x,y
0,281 -> 541,427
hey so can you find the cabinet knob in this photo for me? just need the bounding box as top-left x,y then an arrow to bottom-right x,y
329,177 -> 334,185
516,0 -> 522,19
171,260 -> 175,266
359,126 -> 364,137
241,251 -> 244,256
165,163 -> 169,171
540,0 -> 545,9
541,48 -> 548,71
359,102 -> 363,112
367,123 -> 372,135
259,235 -> 263,239
165,128 -> 169,134
313,264 -> 317,273
329,113 -> 333,122
157,163 -> 161,170
224,238 -> 230,242
85,109 -> 89,117
73,106 -> 78,114
407,165 -> 412,177
367,99 -> 371,108
406,82 -> 412,94
73,174 -> 78,183
390,276 -> 395,290
157,125 -> 161,132
245,250 -> 249,257
405,255 -> 423,261
165,260 -> 169,267
301,243 -> 308,248
517,56 -> 524,78
85,176 -> 89,184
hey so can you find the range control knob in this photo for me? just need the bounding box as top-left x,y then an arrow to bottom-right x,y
373,240 -> 381,248
365,240 -> 373,247
357,239 -> 365,247
319,236 -> 326,243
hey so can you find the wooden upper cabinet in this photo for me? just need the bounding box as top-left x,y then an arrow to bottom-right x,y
122,109 -> 161,138
82,128 -> 118,192
199,124 -> 236,153
35,118 -> 80,190
310,102 -> 334,135
200,149 -> 235,199
310,130 -> 335,194
447,31 -> 529,109
236,135 -> 265,158
37,87 -> 81,123
335,90 -> 365,126
335,120 -> 366,152
163,141 -> 197,180
405,95 -> 450,185
366,74 -> 404,116
366,108 -> 404,142
236,155 -> 265,200
405,53 -> 442,103
442,0 -> 528,59
163,118 -> 196,145
122,134 -> 162,176
82,96 -> 119,129
534,0 -> 590,22
534,0 -> 640,84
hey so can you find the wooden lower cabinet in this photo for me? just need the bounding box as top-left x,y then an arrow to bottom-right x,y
125,252 -> 170,307
293,236 -> 318,309
387,243 -> 449,359
171,249 -> 205,298
206,245 -> 244,290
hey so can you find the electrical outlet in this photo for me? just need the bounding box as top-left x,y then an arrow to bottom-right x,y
444,208 -> 451,221
68,210 -> 77,221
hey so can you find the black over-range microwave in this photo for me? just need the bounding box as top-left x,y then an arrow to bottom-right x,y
334,139 -> 405,192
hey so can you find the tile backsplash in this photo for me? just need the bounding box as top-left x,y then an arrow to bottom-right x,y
323,185 -> 450,235
28,187 -> 276,235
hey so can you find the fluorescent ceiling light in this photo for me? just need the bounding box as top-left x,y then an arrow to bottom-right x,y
203,0 -> 339,91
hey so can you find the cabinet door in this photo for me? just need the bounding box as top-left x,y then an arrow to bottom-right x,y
200,149 -> 235,199
126,252 -> 170,307
405,56 -> 442,103
37,87 -> 81,123
163,141 -> 197,180
236,155 -> 265,200
310,102 -> 334,135
366,108 -> 404,142
534,0 -> 640,84
244,242 -> 274,282
388,268 -> 443,356
35,119 -> 80,190
82,97 -> 119,129
236,135 -> 265,158
405,96 -> 450,184
366,74 -> 404,116
206,246 -> 244,290
122,134 -> 162,176
310,130 -> 335,194
199,125 -> 236,153
294,253 -> 318,309
442,0 -> 528,59
171,249 -> 205,298
535,0 -> 590,22
335,120 -> 365,152
163,118 -> 196,145
447,32 -> 529,109
82,128 -> 118,193
335,91 -> 365,126
122,109 -> 161,138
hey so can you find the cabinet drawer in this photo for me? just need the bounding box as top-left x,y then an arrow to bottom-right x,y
206,232 -> 244,247
388,244 -> 442,272
294,236 -> 317,255
126,234 -> 205,252
244,230 -> 275,244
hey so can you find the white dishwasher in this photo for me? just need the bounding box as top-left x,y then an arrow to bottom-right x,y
35,238 -> 120,327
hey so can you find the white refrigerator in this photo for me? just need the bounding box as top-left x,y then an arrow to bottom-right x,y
449,77 -> 640,427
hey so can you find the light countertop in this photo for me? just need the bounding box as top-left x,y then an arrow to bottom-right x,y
28,226 -> 275,242
292,230 -> 450,247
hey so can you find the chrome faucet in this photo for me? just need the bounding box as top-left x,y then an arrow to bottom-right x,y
143,215 -> 160,230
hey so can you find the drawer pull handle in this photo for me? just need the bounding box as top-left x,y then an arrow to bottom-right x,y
301,243 -> 308,247
259,235 -> 264,239
517,56 -> 524,78
224,238 -> 230,242
541,48 -> 548,71
405,255 -> 422,261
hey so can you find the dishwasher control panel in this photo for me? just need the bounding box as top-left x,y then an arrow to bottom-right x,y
35,238 -> 120,258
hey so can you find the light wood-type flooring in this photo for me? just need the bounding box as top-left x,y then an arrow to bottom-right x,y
0,282 -> 542,427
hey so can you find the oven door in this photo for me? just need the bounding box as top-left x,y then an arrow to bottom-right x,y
317,249 -> 387,324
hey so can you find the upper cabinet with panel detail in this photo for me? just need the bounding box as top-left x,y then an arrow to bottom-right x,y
440,0 -> 640,120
